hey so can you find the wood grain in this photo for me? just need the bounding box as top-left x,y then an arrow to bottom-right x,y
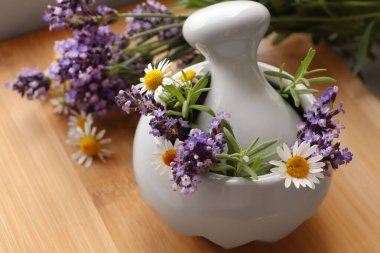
0,3 -> 379,253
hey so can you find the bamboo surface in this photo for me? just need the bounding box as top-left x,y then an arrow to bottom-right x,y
0,3 -> 379,253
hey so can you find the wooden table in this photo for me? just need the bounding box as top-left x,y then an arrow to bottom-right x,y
0,4 -> 379,253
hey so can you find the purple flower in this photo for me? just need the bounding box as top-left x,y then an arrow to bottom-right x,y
44,0 -> 118,31
170,115 -> 227,195
49,25 -> 132,115
126,0 -> 180,41
149,111 -> 191,143
297,86 -> 353,171
6,68 -> 51,100
115,85 -> 163,115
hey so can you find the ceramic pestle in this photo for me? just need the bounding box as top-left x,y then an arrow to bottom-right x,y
182,1 -> 302,148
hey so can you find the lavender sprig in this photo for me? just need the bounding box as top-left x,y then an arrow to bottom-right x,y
44,0 -> 118,31
170,117 -> 226,195
297,86 -> 353,172
125,0 -> 181,41
6,68 -> 51,100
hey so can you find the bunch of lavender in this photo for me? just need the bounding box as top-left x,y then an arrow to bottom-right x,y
6,68 -> 51,100
170,117 -> 226,195
297,86 -> 353,172
49,25 -> 131,115
44,0 -> 118,31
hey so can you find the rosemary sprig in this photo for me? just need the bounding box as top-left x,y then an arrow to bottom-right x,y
212,124 -> 277,179
160,72 -> 214,121
264,48 -> 336,107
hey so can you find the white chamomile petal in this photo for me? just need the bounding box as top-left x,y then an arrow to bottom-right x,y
151,138 -> 178,176
308,155 -> 323,163
271,141 -> 326,190
66,122 -> 112,168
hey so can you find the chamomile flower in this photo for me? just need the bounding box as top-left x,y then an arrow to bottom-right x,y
180,70 -> 197,83
66,122 -> 112,168
152,138 -> 179,175
137,59 -> 171,94
270,141 -> 325,189
68,110 -> 93,138
51,96 -> 69,115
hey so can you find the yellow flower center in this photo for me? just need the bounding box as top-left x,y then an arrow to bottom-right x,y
161,149 -> 178,166
180,70 -> 197,82
80,136 -> 100,157
76,117 -> 86,131
144,70 -> 164,91
286,156 -> 310,178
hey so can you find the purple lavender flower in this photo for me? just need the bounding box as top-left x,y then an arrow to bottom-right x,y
297,86 -> 353,171
44,0 -> 118,31
6,68 -> 51,100
170,116 -> 226,195
115,85 -> 163,115
49,25 -> 131,115
149,110 -> 191,143
126,0 -> 180,41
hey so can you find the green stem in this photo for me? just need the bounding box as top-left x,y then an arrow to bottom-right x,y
119,12 -> 189,19
130,22 -> 184,39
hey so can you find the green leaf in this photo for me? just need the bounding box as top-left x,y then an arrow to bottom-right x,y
354,19 -> 377,74
256,163 -> 274,176
245,137 -> 259,154
215,154 -> 240,163
247,139 -> 277,157
189,104 -> 216,117
305,68 -> 327,75
210,163 -> 236,174
250,157 -> 261,172
264,70 -> 293,80
223,127 -> 241,154
295,88 -> 318,94
165,110 -> 182,117
182,100 -> 189,119
290,88 -> 300,108
307,77 -> 337,84
192,88 -> 211,96
163,84 -> 185,103
241,164 -> 258,180
192,72 -> 209,91
302,48 -> 316,70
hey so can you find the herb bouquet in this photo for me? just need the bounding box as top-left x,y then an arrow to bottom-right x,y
126,1 -> 353,249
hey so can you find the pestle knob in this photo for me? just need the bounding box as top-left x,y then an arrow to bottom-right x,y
183,1 -> 269,62
182,1 -> 302,148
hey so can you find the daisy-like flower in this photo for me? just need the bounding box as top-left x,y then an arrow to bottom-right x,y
137,59 -> 171,94
151,138 -> 179,175
180,70 -> 197,83
51,96 -> 69,115
66,122 -> 112,168
68,110 -> 93,138
270,141 -> 325,189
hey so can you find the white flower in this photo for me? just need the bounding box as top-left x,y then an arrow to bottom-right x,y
66,122 -> 112,168
151,138 -> 179,175
51,96 -> 69,115
67,110 -> 93,138
269,141 -> 325,189
136,59 -> 171,94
